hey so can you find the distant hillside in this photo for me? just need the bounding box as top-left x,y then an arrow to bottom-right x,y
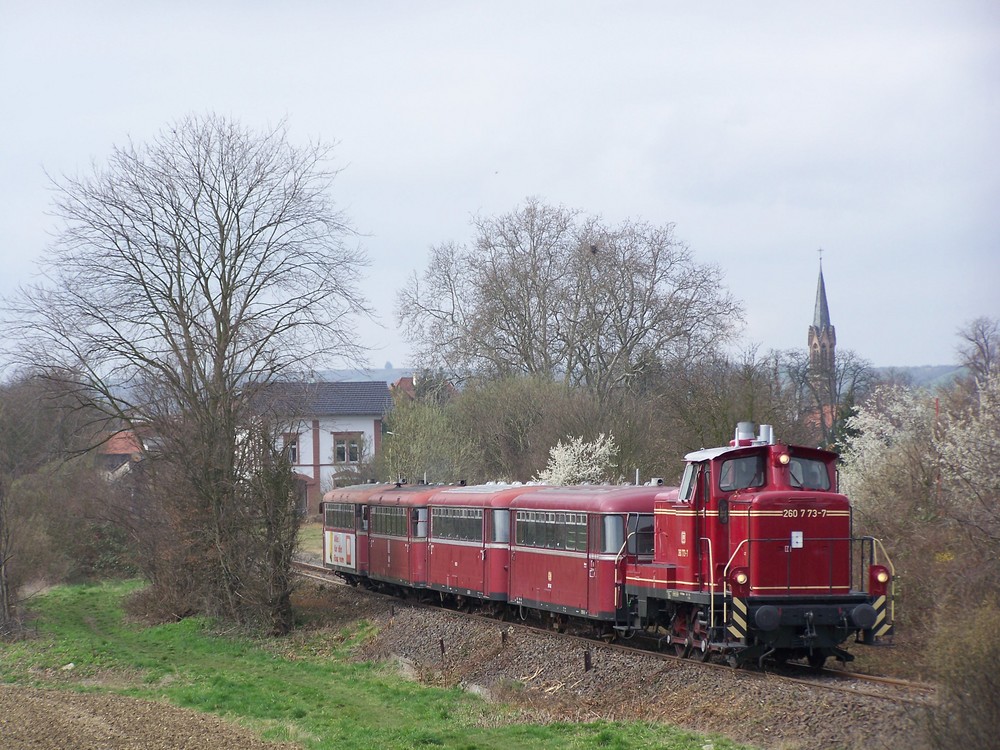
315,364 -> 965,391
875,365 -> 964,389
315,367 -> 414,385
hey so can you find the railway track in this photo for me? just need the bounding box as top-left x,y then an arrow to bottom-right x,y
291,559 -> 934,707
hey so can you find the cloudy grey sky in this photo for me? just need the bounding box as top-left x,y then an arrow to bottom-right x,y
3,1 -> 997,369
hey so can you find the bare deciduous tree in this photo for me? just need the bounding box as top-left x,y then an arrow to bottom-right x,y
397,198 -> 742,400
781,347 -> 876,448
5,114 -> 369,632
956,316 -> 999,383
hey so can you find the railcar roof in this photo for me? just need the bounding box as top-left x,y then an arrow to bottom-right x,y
429,483 -> 550,507
322,483 -> 396,503
508,485 -> 667,512
368,484 -> 441,505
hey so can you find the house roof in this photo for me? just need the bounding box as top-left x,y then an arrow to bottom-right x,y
264,381 -> 393,417
100,430 -> 144,456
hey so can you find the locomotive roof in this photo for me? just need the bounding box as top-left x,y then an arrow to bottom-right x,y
684,442 -> 839,463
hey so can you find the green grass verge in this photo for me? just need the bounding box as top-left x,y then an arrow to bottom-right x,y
297,521 -> 324,558
0,582 -> 753,749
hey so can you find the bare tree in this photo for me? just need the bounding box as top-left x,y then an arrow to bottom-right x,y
781,347 -> 876,448
956,316 -> 999,383
397,198 -> 742,400
4,115 -> 369,632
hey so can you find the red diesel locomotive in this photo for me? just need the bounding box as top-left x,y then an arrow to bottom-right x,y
321,423 -> 894,667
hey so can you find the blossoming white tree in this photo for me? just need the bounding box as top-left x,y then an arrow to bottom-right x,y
535,433 -> 619,485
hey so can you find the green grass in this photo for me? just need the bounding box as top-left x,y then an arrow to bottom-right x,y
0,582 -> 753,749
298,521 -> 324,557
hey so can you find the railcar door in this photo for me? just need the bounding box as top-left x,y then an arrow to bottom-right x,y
588,514 -> 622,619
483,508 -> 508,599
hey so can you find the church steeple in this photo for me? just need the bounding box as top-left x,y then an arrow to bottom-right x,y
808,254 -> 836,372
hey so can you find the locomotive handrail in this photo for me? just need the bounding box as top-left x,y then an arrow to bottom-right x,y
614,528 -> 637,609
721,539 -> 750,626
869,537 -> 896,575
722,539 -> 750,584
868,536 -> 896,625
699,536 -> 715,637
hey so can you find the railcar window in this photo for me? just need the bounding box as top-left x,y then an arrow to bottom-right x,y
370,506 -> 408,536
788,456 -> 831,490
324,503 -> 354,529
412,508 -> 428,538
515,511 -> 587,551
432,507 -> 484,542
628,514 -> 655,555
600,515 -> 625,554
491,509 -> 510,543
719,455 -> 766,492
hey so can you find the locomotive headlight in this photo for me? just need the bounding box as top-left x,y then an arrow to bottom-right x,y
778,453 -> 790,465
735,571 -> 748,585
876,570 -> 890,584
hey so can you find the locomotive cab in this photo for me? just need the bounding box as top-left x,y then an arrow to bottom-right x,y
625,422 -> 895,668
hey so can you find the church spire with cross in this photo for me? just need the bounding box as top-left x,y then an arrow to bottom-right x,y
808,250 -> 836,372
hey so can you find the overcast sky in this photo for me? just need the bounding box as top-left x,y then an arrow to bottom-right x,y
3,1 -> 997,370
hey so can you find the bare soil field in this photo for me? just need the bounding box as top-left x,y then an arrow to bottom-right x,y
0,685 -> 295,750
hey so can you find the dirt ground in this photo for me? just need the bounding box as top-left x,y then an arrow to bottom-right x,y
0,685 -> 295,750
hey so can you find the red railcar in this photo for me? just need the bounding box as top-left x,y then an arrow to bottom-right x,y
321,483 -> 394,585
424,484 -> 547,601
365,484 -> 438,590
507,486 -> 658,624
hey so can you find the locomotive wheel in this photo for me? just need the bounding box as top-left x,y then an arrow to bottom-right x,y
808,652 -> 827,670
670,613 -> 692,658
691,611 -> 711,661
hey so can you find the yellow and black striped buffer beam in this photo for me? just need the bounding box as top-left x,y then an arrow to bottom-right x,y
873,595 -> 893,638
728,597 -> 748,641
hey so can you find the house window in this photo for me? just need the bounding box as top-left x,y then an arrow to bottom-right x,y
333,432 -> 363,464
283,434 -> 299,464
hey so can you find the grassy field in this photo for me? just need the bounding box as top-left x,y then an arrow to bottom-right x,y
298,521 -> 324,557
0,581 -> 752,750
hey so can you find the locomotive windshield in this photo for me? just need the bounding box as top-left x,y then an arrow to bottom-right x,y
719,454 -> 766,492
788,456 -> 831,490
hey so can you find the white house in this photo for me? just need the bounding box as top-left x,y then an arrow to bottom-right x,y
268,381 -> 393,515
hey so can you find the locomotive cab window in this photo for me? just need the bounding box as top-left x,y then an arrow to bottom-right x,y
678,463 -> 697,502
719,455 -> 765,492
788,456 -> 831,490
